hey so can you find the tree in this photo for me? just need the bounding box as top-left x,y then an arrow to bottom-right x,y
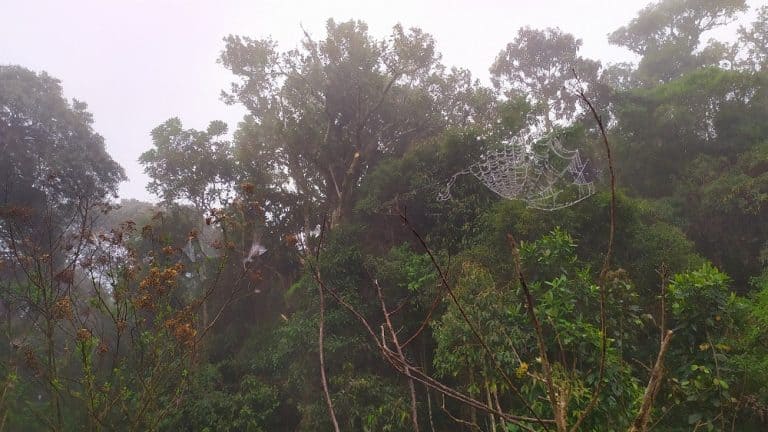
736,5 -> 768,71
612,67 -> 765,197
0,65 -> 125,430
660,264 -> 739,431
220,20 -> 449,228
8,13 -> 768,431
673,142 -> 768,285
609,0 -> 747,84
0,65 -> 125,214
140,118 -> 235,214
490,27 -> 599,129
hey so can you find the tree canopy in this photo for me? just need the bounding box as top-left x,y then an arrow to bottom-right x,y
2,3 -> 768,432
0,65 -> 125,210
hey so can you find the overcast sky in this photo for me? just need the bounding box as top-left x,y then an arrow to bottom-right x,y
0,0 -> 760,201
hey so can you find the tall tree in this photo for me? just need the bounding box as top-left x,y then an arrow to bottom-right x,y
736,5 -> 768,71
0,65 -> 124,214
140,118 -> 236,214
0,65 -> 125,430
612,67 -> 765,197
220,20 -> 447,228
609,0 -> 747,84
490,27 -> 599,129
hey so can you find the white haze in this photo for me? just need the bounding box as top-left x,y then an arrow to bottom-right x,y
0,0 -> 759,201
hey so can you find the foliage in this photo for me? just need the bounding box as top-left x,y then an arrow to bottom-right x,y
736,5 -> 768,70
140,118 -> 236,212
491,27 -> 599,128
4,4 -> 768,431
0,65 -> 125,210
159,364 -> 280,432
608,0 -> 747,83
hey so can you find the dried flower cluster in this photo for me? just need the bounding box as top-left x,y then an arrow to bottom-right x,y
164,311 -> 197,348
52,297 -> 73,320
135,262 -> 184,309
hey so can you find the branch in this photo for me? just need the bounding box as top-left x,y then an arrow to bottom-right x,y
375,279 -> 419,432
508,233 -> 565,431
309,216 -> 341,432
440,394 -> 482,431
306,251 -> 552,431
629,330 -> 674,432
569,69 -> 617,432
397,209 -> 551,430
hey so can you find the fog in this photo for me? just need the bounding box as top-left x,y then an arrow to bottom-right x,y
2,1 -> 768,430
0,0 -> 669,200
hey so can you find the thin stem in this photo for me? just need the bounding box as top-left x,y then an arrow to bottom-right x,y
569,70 -> 617,432
312,217 -> 341,432
508,234 -> 565,431
629,330 -> 674,432
306,259 -> 551,431
398,210 -> 551,430
375,279 -> 419,432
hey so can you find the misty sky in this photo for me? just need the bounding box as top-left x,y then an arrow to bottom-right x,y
0,0 -> 760,201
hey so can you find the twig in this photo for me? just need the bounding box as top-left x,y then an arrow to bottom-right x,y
629,330 -> 673,432
658,265 -> 668,342
441,394 -> 482,431
569,69 -> 617,432
629,266 -> 673,432
306,258 -> 551,431
508,233 -> 565,431
398,209 -> 550,430
375,279 -> 420,432
400,283 -> 442,348
313,216 -> 341,432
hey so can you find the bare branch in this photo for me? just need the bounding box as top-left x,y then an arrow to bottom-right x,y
375,278 -> 419,432
397,208 -> 551,430
308,215 -> 341,432
629,330 -> 674,432
569,68 -> 617,432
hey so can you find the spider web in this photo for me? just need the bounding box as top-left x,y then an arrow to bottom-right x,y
438,132 -> 595,211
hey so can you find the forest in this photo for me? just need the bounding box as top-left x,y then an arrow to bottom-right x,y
1,0 -> 768,431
